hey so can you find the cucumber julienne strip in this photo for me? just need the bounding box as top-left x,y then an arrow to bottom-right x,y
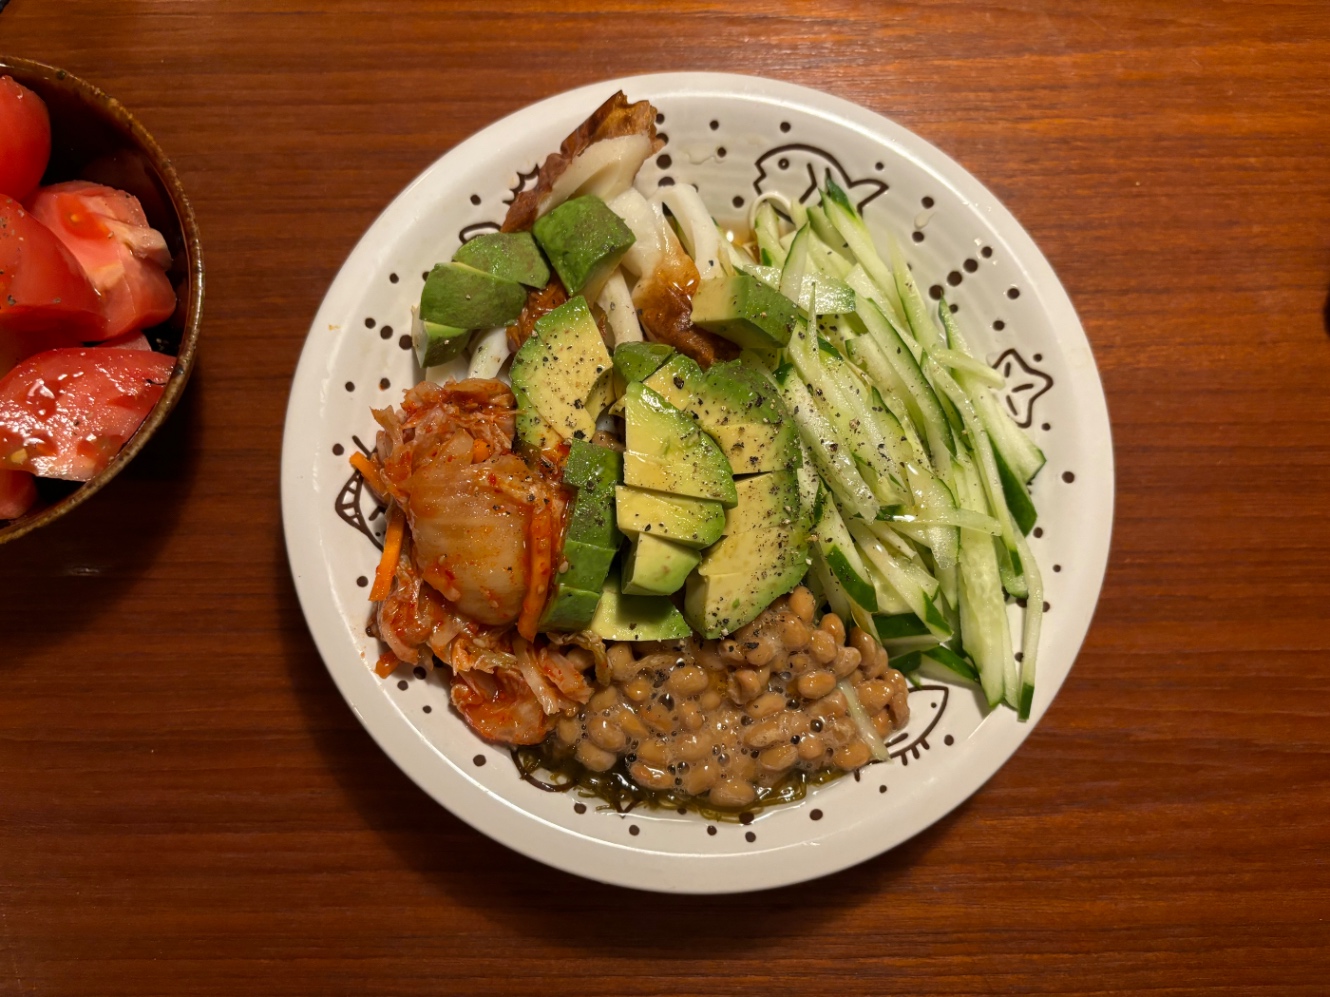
820,175 -> 906,324
774,363 -> 879,521
937,299 -> 1047,484
839,679 -> 890,762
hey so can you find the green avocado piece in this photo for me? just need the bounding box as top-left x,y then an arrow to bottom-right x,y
615,484 -> 725,549
420,262 -> 527,330
556,539 -> 619,593
642,352 -> 703,411
691,358 -> 802,475
537,582 -> 604,632
509,295 -> 613,442
512,381 -> 562,454
564,446 -> 623,551
590,578 -> 692,642
613,341 -> 675,385
533,195 -> 636,296
722,470 -> 805,536
684,524 -> 811,638
622,532 -> 701,597
690,270 -> 801,349
452,231 -> 550,288
563,439 -> 621,494
414,318 -> 470,368
622,382 -> 736,506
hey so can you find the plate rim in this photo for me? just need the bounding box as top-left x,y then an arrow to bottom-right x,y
281,71 -> 1115,894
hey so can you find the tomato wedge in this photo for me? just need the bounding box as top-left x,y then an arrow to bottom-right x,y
0,76 -> 52,202
0,347 -> 175,481
0,197 -> 106,338
0,468 -> 37,520
26,182 -> 176,340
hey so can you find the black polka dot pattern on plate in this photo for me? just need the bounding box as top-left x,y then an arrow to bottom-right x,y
365,317 -> 376,329
879,785 -> 888,794
944,734 -> 955,746
922,196 -> 934,208
389,273 -> 399,283
745,831 -> 756,843
810,809 -> 823,821
473,754 -> 486,767
964,258 -> 978,273
929,285 -> 943,300
399,334 -> 412,351
707,825 -> 717,835
657,176 -> 675,187
629,825 -> 640,837
656,154 -> 672,169
1034,527 -> 1044,538
396,680 -> 408,691
1007,287 -> 1021,299
344,381 -> 354,392
993,319 -> 1005,330
356,575 -> 367,587
422,705 -> 432,714
412,665 -> 426,679
380,378 -> 390,390
716,147 -> 726,158
732,195 -> 744,208
574,802 -> 587,814
739,812 -> 754,825
780,121 -> 791,133
332,443 -> 344,456
912,231 -> 924,243
469,194 -> 481,205
947,271 -> 962,286
1062,471 -> 1075,483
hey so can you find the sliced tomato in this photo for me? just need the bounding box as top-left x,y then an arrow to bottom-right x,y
0,326 -> 84,378
0,197 -> 106,338
25,182 -> 176,340
0,77 -> 51,202
0,347 -> 175,481
99,331 -> 151,351
0,468 -> 37,520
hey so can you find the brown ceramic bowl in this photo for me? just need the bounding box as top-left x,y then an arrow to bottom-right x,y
0,56 -> 203,544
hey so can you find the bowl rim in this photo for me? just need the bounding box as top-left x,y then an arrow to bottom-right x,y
0,55 -> 204,545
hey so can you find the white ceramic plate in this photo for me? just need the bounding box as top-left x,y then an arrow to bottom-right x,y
281,72 -> 1113,894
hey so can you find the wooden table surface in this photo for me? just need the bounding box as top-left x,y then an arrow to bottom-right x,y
3,1 -> 1329,994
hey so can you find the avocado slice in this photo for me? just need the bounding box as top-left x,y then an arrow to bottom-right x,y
615,484 -> 725,549
684,525 -> 811,638
690,358 -> 802,475
690,270 -> 801,349
532,195 -> 636,296
622,382 -> 736,506
590,578 -> 691,642
413,316 -> 471,368
642,352 -> 703,411
622,532 -> 701,597
509,295 -> 613,442
420,262 -> 528,330
556,539 -> 619,592
538,582 -> 604,632
453,231 -> 550,288
563,438 -> 621,493
565,469 -> 623,552
612,341 -> 675,385
722,470 -> 805,536
512,380 -> 562,454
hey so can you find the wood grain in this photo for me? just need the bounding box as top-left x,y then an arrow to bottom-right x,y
2,1 -> 1328,994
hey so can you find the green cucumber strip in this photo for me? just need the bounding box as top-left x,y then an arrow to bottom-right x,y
790,327 -> 904,502
839,679 -> 889,762
847,298 -> 956,466
807,202 -> 852,259
820,175 -> 906,323
892,645 -> 981,685
754,200 -> 788,269
775,360 -> 880,521
932,347 -> 1006,387
873,613 -> 929,640
848,520 -> 950,640
953,455 -> 1017,708
993,438 -> 1038,536
779,224 -> 812,307
937,300 -> 1047,483
815,494 -> 878,612
886,234 -> 946,354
